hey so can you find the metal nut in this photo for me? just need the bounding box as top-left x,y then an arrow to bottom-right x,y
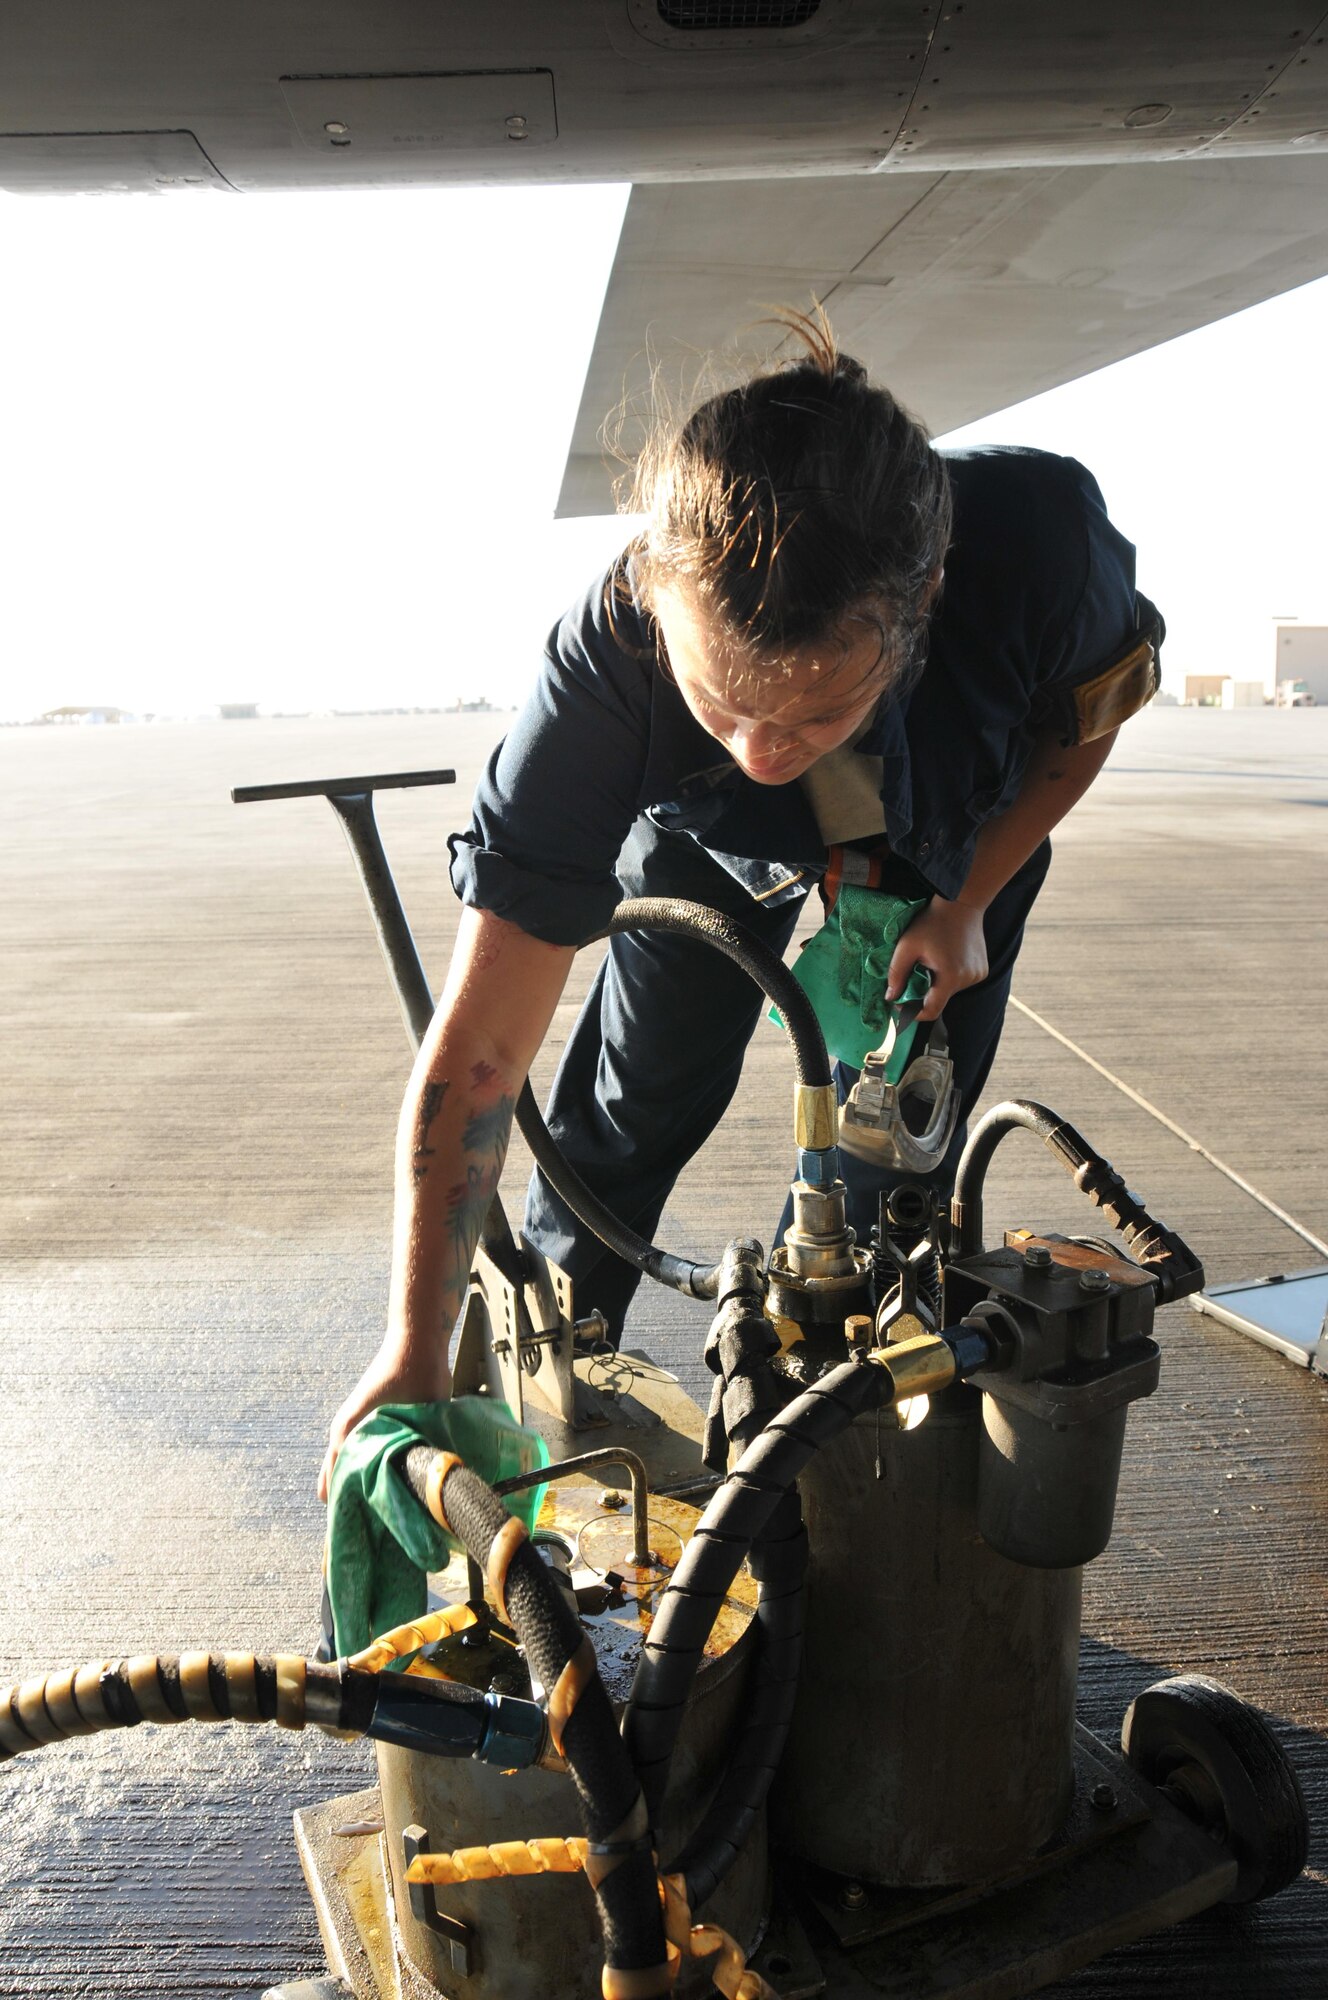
598,1488 -> 626,1510
1090,1781 -> 1118,1812
839,1880 -> 867,1910
1022,1244 -> 1053,1271
1079,1268 -> 1112,1294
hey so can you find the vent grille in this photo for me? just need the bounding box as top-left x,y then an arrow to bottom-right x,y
657,1 -> 820,28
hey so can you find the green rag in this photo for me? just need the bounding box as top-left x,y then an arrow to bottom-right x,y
772,885 -> 931,1077
325,1397 -> 549,1661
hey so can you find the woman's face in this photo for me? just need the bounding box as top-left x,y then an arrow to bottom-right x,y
653,583 -> 887,787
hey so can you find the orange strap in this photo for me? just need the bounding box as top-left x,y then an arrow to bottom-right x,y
485,1516 -> 530,1624
661,1873 -> 779,2000
424,1451 -> 465,1532
582,1794 -> 650,1893
822,844 -> 884,912
547,1635 -> 598,1761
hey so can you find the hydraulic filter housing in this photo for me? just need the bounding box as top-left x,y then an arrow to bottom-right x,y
774,1387 -> 1081,1885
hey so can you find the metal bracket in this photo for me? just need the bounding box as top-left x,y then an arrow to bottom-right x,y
402,1823 -> 477,1977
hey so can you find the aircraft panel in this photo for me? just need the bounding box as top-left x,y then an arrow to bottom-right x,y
0,3 -> 1325,192
555,155 -> 1328,514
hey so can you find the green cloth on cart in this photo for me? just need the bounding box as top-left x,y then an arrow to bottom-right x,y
325,1397 -> 549,1662
773,885 -> 932,1077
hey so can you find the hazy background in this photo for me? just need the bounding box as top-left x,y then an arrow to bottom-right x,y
1,179 -> 1324,722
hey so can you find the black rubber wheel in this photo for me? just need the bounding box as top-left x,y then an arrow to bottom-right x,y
1121,1673 -> 1310,1903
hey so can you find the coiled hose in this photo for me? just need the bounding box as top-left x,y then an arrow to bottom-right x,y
401,1444 -> 672,1995
508,896 -> 852,1916
0,1460 -> 672,1995
514,895 -> 835,1302
0,1653 -> 323,1759
625,1357 -> 893,1882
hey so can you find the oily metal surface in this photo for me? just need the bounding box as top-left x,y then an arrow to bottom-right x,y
424,1481 -> 757,1706
1,709 -> 1326,1996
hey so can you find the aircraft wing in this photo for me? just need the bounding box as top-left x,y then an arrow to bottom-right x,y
556,155 -> 1328,514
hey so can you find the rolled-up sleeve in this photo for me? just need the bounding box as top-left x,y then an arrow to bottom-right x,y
448,566 -> 653,945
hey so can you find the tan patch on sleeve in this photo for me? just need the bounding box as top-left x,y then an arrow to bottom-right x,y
1070,637 -> 1160,744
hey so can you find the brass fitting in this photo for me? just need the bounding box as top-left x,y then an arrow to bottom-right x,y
865,1332 -> 957,1403
793,1083 -> 838,1152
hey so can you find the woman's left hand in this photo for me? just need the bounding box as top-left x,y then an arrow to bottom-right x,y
885,896 -> 988,1022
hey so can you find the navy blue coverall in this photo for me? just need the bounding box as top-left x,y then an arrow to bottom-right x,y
449,448 -> 1152,1338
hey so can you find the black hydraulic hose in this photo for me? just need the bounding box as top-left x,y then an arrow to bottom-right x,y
666,1488 -> 807,1912
517,894 -> 835,1304
605,897 -> 832,1088
516,1084 -> 719,1300
625,1355 -> 888,1830
950,1099 -> 1205,1301
950,1100 -> 1063,1255
402,1448 -> 670,1993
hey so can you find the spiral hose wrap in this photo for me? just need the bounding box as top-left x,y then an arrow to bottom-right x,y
0,1652 -> 314,1762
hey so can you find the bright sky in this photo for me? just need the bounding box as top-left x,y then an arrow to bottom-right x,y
1,181 -> 1324,721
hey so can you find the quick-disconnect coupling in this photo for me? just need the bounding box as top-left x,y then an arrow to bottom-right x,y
782,1179 -> 859,1281
864,1331 -> 959,1404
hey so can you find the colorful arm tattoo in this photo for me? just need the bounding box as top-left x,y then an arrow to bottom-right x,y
442,1091 -> 515,1317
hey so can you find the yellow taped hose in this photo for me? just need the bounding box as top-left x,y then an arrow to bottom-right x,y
403,1841 -> 779,2000
0,1654 -> 310,1762
347,1602 -> 478,1674
406,1835 -> 590,1886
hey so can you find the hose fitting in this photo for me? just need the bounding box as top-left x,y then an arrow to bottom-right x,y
864,1331 -> 959,1402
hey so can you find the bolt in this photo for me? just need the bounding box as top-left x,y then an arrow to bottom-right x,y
1022,1244 -> 1053,1271
845,1313 -> 873,1350
324,121 -> 349,135
1090,1782 -> 1118,1812
839,1880 -> 868,1910
1079,1268 -> 1111,1294
599,1488 -> 626,1510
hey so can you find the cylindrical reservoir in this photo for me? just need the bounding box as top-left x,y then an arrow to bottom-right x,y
774,1388 -> 1081,1886
377,1486 -> 766,2000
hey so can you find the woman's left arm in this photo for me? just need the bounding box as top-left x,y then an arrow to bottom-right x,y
886,726 -> 1118,1020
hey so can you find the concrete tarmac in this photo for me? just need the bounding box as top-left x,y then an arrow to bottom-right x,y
1,707 -> 1324,1997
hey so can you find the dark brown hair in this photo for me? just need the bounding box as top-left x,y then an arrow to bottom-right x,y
627,306 -> 952,704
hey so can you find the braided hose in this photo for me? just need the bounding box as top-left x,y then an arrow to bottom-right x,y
405,1447 -> 672,1996
519,895 -> 838,1305
604,899 -> 831,1090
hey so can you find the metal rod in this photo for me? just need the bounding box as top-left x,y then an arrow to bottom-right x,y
231,767 -> 454,1053
323,790 -> 436,1053
495,1448 -> 652,1570
231,768 -> 455,803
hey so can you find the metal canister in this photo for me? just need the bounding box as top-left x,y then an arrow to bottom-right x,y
376,1485 -> 766,2000
774,1388 -> 1081,1886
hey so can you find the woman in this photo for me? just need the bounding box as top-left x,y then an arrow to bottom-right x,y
318,312 -> 1160,1497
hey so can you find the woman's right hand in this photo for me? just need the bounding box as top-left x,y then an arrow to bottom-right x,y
317,1335 -> 452,1502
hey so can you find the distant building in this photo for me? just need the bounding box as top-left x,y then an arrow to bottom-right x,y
1220,680 -> 1266,709
1183,675 -> 1227,707
1276,679 -> 1315,708
218,702 -> 259,720
1274,625 -> 1328,706
41,705 -> 124,725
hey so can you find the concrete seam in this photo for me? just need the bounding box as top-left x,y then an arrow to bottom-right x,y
1009,995 -> 1328,1261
